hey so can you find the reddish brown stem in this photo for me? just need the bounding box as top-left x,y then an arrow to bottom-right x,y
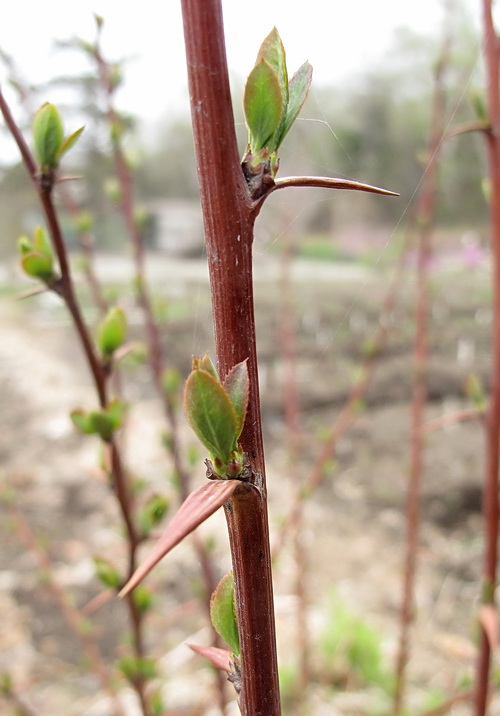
393,22 -> 449,715
475,3 -> 500,714
57,184 -> 109,314
180,1 -> 281,713
0,88 -> 107,406
0,88 -> 150,715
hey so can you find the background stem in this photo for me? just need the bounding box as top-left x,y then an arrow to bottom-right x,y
475,2 -> 500,713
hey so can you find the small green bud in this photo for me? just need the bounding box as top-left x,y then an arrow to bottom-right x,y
118,655 -> 157,684
33,102 -> 64,169
133,585 -> 154,612
18,227 -> 55,282
139,494 -> 170,536
33,226 -> 53,261
94,556 -> 121,590
18,236 -> 32,254
71,399 -> 127,442
97,306 -> 127,357
20,251 -> 54,281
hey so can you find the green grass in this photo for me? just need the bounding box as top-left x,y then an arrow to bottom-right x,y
318,592 -> 393,693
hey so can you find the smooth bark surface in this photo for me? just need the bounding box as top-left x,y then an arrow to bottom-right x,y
180,1 -> 281,713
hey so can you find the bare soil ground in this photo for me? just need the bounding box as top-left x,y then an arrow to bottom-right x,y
0,253 -> 494,715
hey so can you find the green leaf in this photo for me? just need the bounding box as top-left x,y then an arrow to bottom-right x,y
32,102 -> 64,169
223,359 -> 249,439
32,226 -> 53,260
256,28 -> 288,148
56,125 -> 84,161
70,410 -> 95,435
18,236 -> 32,254
184,369 -> 239,465
105,398 -> 127,430
20,251 -> 54,281
88,411 -> 116,442
244,59 -> 284,153
71,400 -> 126,441
97,306 -> 127,356
210,572 -> 240,656
274,60 -> 313,150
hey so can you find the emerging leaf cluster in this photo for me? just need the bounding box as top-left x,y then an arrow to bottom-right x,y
184,354 -> 249,478
243,28 -> 312,165
32,102 -> 84,171
71,399 -> 127,442
97,306 -> 127,358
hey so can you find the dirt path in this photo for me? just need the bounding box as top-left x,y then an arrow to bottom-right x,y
0,259 -> 491,715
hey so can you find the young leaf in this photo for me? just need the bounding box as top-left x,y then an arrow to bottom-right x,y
256,28 -> 288,147
257,28 -> 288,97
56,125 -> 84,161
223,359 -> 249,439
18,236 -> 32,255
274,60 -> 313,150
105,398 -> 127,430
32,226 -> 53,261
20,251 -> 54,281
184,368 -> 239,464
210,572 -> 240,656
32,102 -> 64,169
119,480 -> 239,596
193,353 -> 219,380
97,306 -> 127,356
88,411 -> 116,442
70,400 -> 126,441
70,409 -> 95,435
244,59 -> 284,153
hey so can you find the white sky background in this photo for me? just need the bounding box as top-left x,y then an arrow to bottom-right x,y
0,0 -> 484,138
